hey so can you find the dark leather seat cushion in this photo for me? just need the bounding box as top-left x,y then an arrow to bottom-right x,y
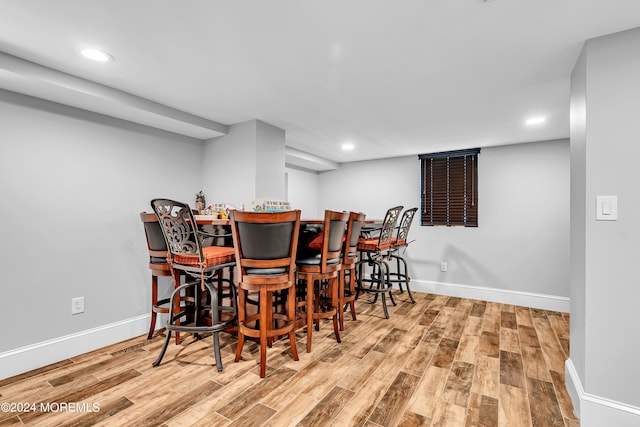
296,255 -> 340,266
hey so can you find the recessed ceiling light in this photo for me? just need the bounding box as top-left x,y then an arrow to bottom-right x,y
525,116 -> 546,125
81,48 -> 114,62
341,142 -> 355,151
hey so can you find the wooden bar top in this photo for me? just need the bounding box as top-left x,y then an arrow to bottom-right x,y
194,214 -> 382,226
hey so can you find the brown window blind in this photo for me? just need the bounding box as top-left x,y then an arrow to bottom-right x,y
419,149 -> 480,227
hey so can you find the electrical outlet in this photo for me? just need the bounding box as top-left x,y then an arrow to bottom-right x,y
71,296 -> 85,315
440,261 -> 448,272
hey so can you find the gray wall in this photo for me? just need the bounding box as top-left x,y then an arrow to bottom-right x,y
317,139 -> 570,299
255,120 -> 286,201
203,120 -> 257,208
569,44 -> 588,398
286,166 -> 320,218
0,90 -> 203,353
203,119 -> 286,208
570,26 -> 640,413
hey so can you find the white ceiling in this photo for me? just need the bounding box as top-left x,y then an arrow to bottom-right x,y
1,1 -> 640,170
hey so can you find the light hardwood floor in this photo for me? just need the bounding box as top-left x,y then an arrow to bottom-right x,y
0,291 -> 579,426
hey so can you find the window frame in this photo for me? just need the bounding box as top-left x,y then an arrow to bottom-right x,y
419,148 -> 480,227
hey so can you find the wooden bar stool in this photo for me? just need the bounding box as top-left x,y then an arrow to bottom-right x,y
338,211 -> 366,330
139,212 -> 174,339
296,210 -> 349,352
230,209 -> 301,378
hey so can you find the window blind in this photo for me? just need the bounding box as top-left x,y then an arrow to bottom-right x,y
419,149 -> 480,227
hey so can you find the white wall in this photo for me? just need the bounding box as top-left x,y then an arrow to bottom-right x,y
569,43 -> 588,399
568,26 -> 640,425
286,167 -> 320,218
317,140 -> 570,307
0,91 -> 202,361
203,119 -> 286,208
203,120 -> 257,208
255,120 -> 286,201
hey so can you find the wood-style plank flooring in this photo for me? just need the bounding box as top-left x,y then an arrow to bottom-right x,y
0,291 -> 579,426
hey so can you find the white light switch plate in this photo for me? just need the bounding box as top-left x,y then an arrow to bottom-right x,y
596,196 -> 618,221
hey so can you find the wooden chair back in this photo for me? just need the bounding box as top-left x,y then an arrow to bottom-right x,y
343,211 -> 366,265
230,210 -> 301,283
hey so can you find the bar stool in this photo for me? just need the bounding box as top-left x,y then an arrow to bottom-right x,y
388,207 -> 417,303
230,209 -> 301,378
339,211 -> 366,330
139,212 -> 175,339
356,205 -> 402,319
296,210 -> 349,352
150,198 -> 237,372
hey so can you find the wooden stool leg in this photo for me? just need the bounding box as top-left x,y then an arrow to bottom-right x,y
234,288 -> 246,363
348,268 -> 357,320
331,276 -> 341,343
288,285 -> 299,361
338,270 -> 345,331
148,274 -> 159,339
259,287 -> 269,378
306,278 -> 313,353
172,270 -> 182,345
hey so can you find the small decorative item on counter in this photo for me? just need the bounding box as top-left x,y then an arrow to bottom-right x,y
196,191 -> 206,214
251,199 -> 292,212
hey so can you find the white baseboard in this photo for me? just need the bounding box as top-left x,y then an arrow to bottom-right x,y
409,279 -> 570,312
0,314 -> 151,381
565,358 -> 640,427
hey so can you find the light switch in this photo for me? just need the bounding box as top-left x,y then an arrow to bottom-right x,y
596,196 -> 618,221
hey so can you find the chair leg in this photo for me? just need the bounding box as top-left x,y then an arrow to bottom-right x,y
398,255 -> 416,304
204,282 -> 224,372
235,333 -> 245,363
348,268 -> 357,321
172,271 -> 182,345
152,329 -> 172,367
380,293 -> 390,319
213,332 -> 223,372
394,255 -> 405,293
331,276 -> 341,343
405,282 -> 416,304
392,254 -> 416,304
148,275 -> 159,339
388,291 -> 396,307
288,286 -> 299,362
259,287 -> 268,378
235,287 -> 246,362
338,267 -> 357,331
338,270 -> 346,331
376,260 -> 393,319
153,283 -> 182,367
306,278 -> 313,353
383,261 -> 397,308
314,282 -> 321,331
